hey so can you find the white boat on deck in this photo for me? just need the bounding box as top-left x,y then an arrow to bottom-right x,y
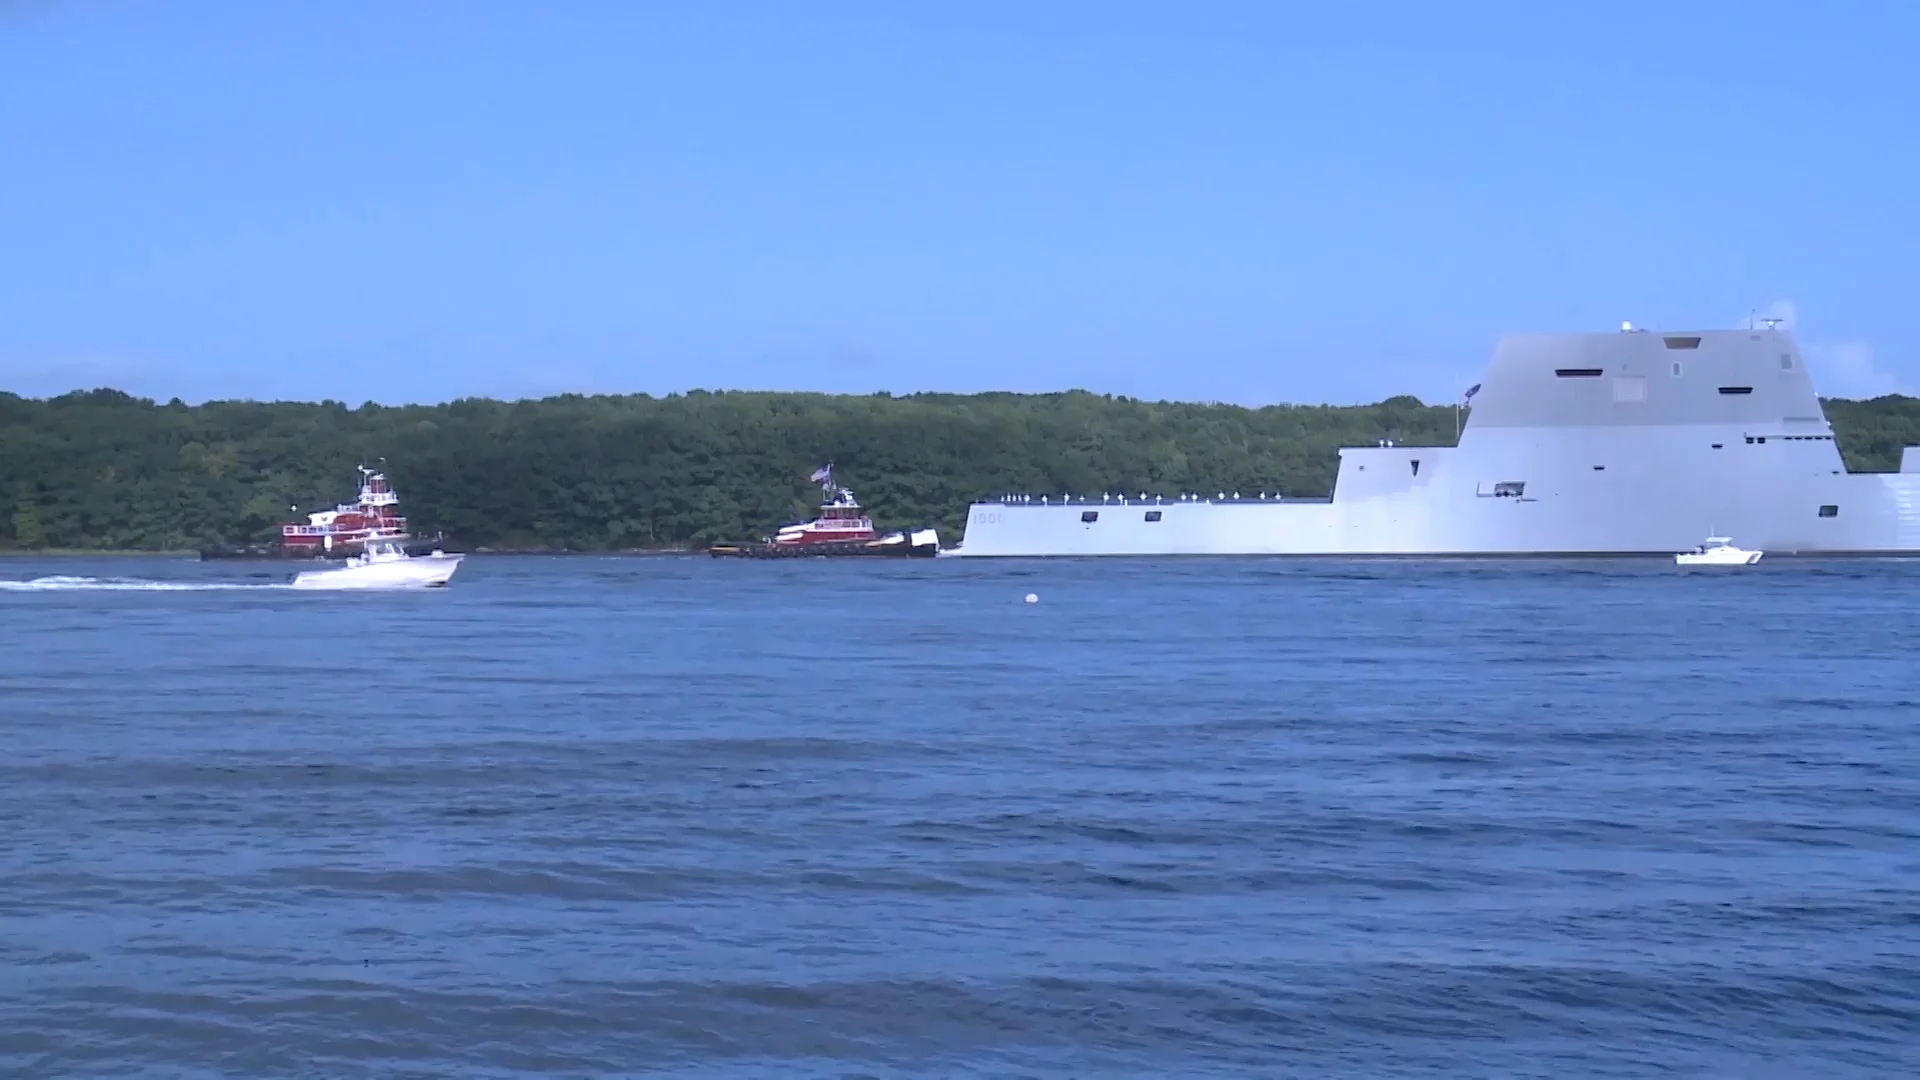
1675,536 -> 1763,567
289,538 -> 464,589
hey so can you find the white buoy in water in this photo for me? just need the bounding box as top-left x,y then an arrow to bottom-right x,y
1024,592 -> 1038,605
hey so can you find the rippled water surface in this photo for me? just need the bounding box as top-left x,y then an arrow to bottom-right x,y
2,554 -> 1918,1078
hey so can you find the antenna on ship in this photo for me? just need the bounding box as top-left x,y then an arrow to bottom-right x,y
1761,317 -> 1784,331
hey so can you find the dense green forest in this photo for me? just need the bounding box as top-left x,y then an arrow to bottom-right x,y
3,387 -> 1919,552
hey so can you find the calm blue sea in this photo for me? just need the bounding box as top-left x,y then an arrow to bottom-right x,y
1,554 -> 1917,1078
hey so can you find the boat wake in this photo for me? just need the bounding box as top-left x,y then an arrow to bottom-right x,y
0,574 -> 439,593
0,575 -> 287,592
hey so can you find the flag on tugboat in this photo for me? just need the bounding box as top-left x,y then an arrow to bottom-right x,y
809,464 -> 833,483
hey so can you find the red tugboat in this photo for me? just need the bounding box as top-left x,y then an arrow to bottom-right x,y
710,464 -> 940,558
280,465 -> 409,556
199,465 -> 449,561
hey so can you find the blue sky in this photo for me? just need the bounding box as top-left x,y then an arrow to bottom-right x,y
2,0 -> 1915,406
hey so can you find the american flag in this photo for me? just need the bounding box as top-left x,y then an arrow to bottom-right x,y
1462,383 -> 1482,404
809,464 -> 833,483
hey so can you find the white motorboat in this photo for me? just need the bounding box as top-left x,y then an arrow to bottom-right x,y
289,538 -> 464,589
1674,536 -> 1763,567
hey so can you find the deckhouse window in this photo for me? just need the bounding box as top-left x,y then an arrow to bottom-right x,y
1719,386 -> 1754,395
1144,510 -> 1162,522
1818,505 -> 1838,518
1663,336 -> 1702,349
1781,354 -> 1794,370
1554,368 -> 1604,378
1080,510 -> 1099,523
1492,481 -> 1525,498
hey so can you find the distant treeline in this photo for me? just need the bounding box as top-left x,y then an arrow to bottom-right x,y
3,388 -> 1919,552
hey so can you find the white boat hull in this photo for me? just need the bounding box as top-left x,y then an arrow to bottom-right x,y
1675,550 -> 1762,567
290,553 -> 464,590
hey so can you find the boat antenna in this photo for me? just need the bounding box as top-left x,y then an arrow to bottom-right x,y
1760,317 -> 1784,331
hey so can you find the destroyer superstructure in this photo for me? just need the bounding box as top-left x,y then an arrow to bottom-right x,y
954,326 -> 1920,557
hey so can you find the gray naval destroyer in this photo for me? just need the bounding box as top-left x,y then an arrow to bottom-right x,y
953,324 -> 1920,557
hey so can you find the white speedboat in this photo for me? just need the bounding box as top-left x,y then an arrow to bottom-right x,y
1675,536 -> 1763,567
289,538 -> 464,589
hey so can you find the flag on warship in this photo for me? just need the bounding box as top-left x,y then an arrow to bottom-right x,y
1463,383 -> 1482,403
809,464 -> 833,483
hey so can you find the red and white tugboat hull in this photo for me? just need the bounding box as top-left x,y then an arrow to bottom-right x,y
710,466 -> 941,558
200,465 -> 449,561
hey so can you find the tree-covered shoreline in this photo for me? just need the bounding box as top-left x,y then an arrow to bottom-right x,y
3,388 -> 1918,553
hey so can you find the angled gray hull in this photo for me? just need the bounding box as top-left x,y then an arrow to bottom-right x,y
955,328 -> 1920,557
